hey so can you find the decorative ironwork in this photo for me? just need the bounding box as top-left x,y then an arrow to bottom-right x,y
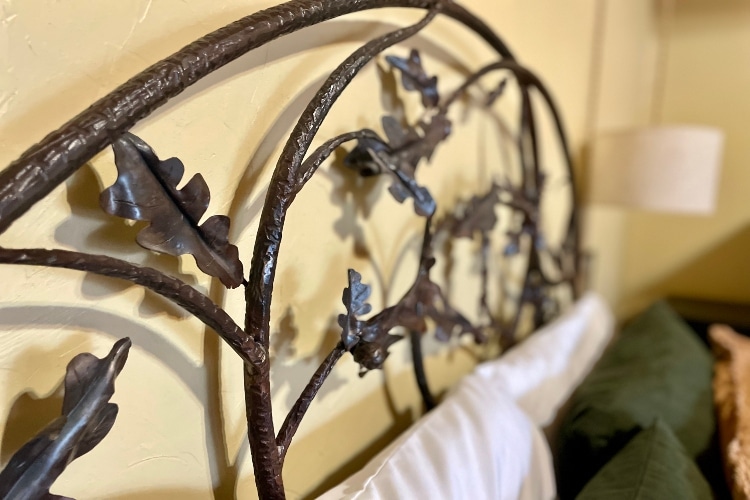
102,133 -> 245,289
0,0 -> 580,498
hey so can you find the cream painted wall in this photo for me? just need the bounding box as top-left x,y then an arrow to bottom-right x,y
0,1 -> 657,498
583,0 -> 660,308
621,0 -> 750,312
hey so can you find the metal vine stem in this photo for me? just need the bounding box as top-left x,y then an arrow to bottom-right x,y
0,0 -> 579,498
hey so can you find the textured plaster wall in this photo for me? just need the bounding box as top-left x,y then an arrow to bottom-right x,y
0,1 -> 656,498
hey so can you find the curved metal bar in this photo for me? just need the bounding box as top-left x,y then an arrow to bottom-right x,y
244,11 -> 439,497
0,0 -> 513,236
529,83 -> 581,297
409,329 -> 436,411
295,130 -> 385,194
0,247 -> 264,366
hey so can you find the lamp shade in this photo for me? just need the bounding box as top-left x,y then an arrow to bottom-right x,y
588,126 -> 724,214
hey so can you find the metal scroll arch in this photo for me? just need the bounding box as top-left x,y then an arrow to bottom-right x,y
236,8 -> 580,497
0,1 -> 579,498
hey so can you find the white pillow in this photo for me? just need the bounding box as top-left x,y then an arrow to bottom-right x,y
319,293 -> 612,499
319,376 -> 555,500
472,291 -> 614,426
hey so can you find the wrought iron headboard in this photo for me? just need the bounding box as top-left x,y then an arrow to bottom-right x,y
0,1 -> 579,498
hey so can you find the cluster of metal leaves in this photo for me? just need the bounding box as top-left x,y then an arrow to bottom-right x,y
335,49 -> 538,372
338,260 -> 483,376
0,339 -> 131,499
335,50 -> 567,373
385,50 -> 439,108
344,50 -> 451,218
336,179 -> 547,373
337,269 -> 401,374
442,183 -> 502,239
100,133 -> 244,288
441,180 -> 542,256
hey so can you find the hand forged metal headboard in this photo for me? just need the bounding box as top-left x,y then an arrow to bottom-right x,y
0,0 -> 580,498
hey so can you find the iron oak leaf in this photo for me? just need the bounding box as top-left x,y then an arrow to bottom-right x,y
337,269 -> 402,375
337,269 -> 373,351
424,286 -> 484,343
344,114 -> 451,218
381,115 -> 420,150
342,132 -> 436,217
386,49 -> 439,108
383,114 -> 451,167
100,133 -> 243,288
448,184 -> 501,239
415,113 -> 452,163
504,225 -> 524,256
0,338 -> 131,500
408,259 -> 485,344
367,148 -> 436,218
352,275 -> 482,369
361,261 -> 483,367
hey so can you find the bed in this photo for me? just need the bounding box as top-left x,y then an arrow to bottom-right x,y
0,1 -> 730,499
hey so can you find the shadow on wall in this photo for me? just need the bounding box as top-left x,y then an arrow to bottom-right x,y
621,222 -> 750,317
0,383 -> 209,500
1,380 -> 65,466
0,308 -> 206,469
274,369 -> 415,500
